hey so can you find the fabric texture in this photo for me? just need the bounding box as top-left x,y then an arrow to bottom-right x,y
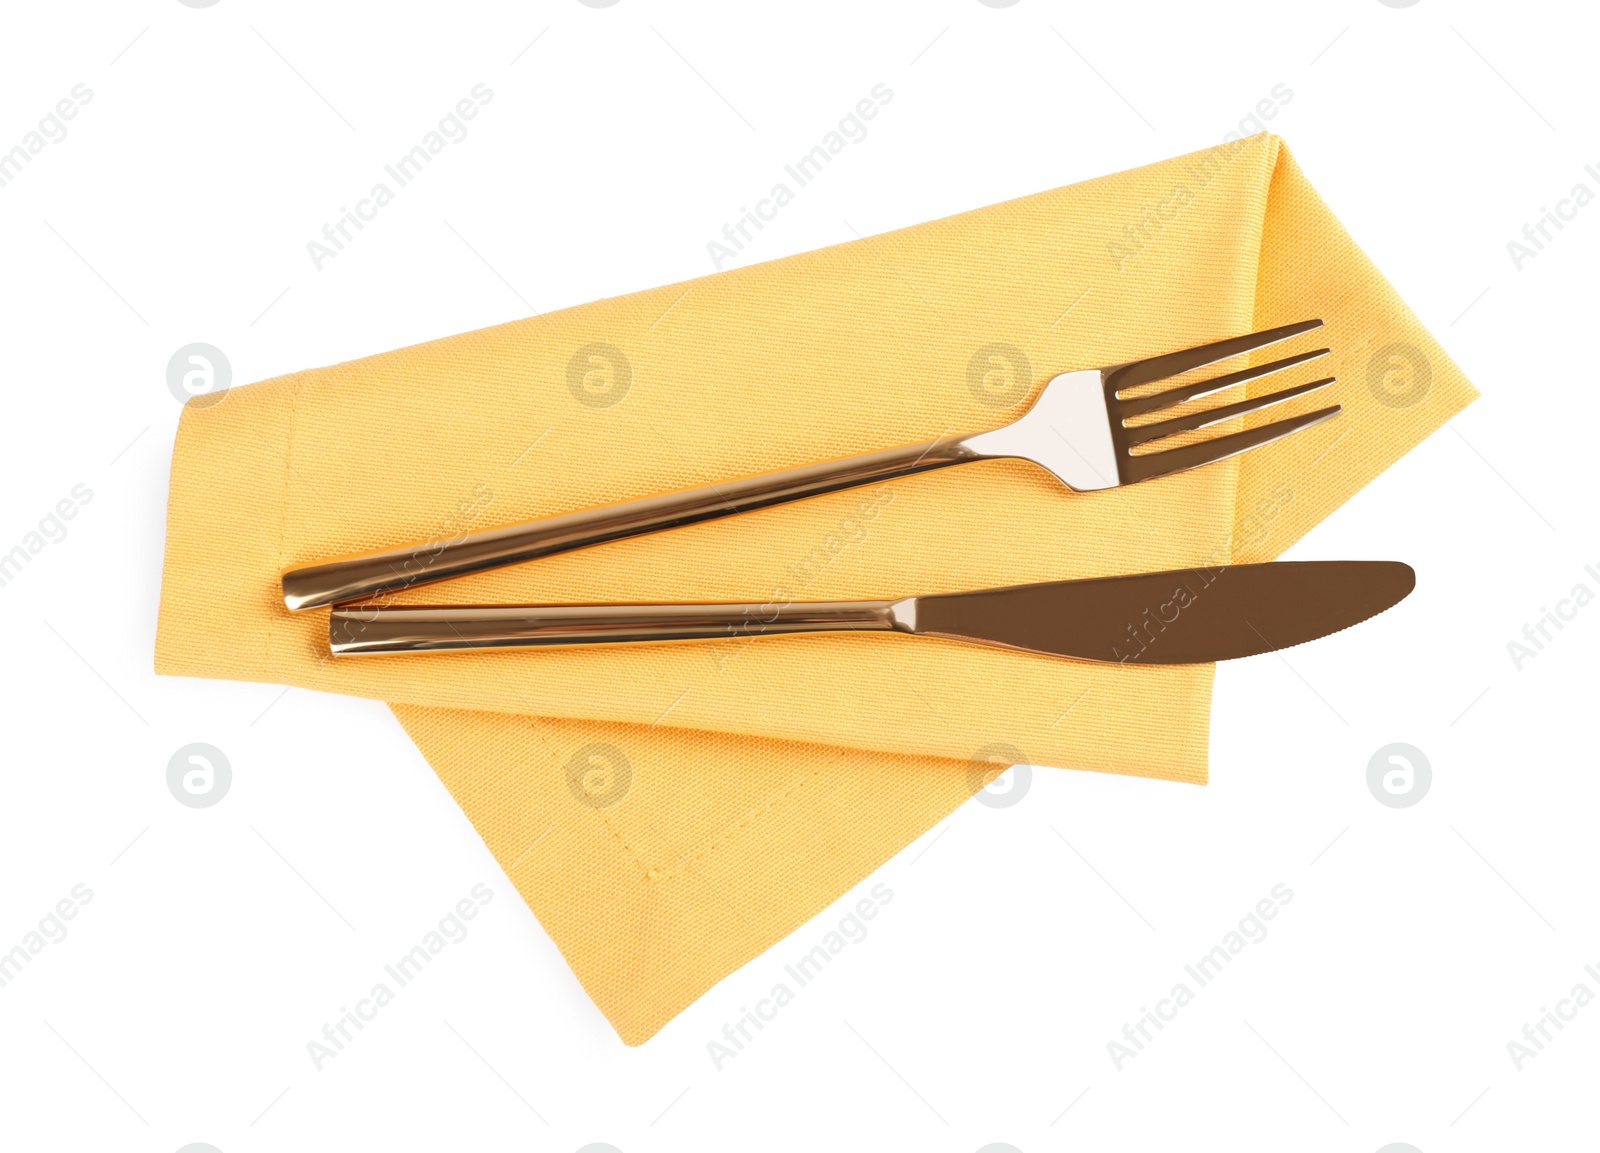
155,135 -> 1476,1044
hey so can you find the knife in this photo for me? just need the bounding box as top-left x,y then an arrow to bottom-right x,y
326,560 -> 1414,663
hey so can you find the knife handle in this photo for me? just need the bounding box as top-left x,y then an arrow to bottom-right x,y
329,598 -> 917,655
283,437 -> 982,611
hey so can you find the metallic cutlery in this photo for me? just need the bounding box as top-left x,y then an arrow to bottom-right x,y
284,320 -> 1340,611
327,561 -> 1413,664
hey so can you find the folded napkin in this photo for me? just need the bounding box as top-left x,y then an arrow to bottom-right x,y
156,134 -> 1475,1043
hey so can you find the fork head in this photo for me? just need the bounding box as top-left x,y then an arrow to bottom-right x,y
968,319 -> 1340,492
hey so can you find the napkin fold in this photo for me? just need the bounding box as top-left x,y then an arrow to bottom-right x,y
156,135 -> 1475,1043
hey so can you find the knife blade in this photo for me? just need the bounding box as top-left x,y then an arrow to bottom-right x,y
912,560 -> 1415,664
328,560 -> 1414,664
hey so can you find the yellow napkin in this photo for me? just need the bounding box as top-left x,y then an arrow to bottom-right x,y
156,134 -> 1475,1044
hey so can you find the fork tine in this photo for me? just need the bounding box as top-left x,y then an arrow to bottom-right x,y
1104,318 -> 1324,393
1115,347 -> 1330,418
1123,376 -> 1337,447
1119,405 -> 1341,484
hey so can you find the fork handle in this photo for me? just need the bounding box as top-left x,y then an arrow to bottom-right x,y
282,436 -> 981,610
328,599 -> 912,655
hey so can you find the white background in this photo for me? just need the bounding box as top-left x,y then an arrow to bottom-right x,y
0,1 -> 1595,1150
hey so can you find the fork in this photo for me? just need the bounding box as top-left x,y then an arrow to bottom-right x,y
281,319 -> 1339,610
